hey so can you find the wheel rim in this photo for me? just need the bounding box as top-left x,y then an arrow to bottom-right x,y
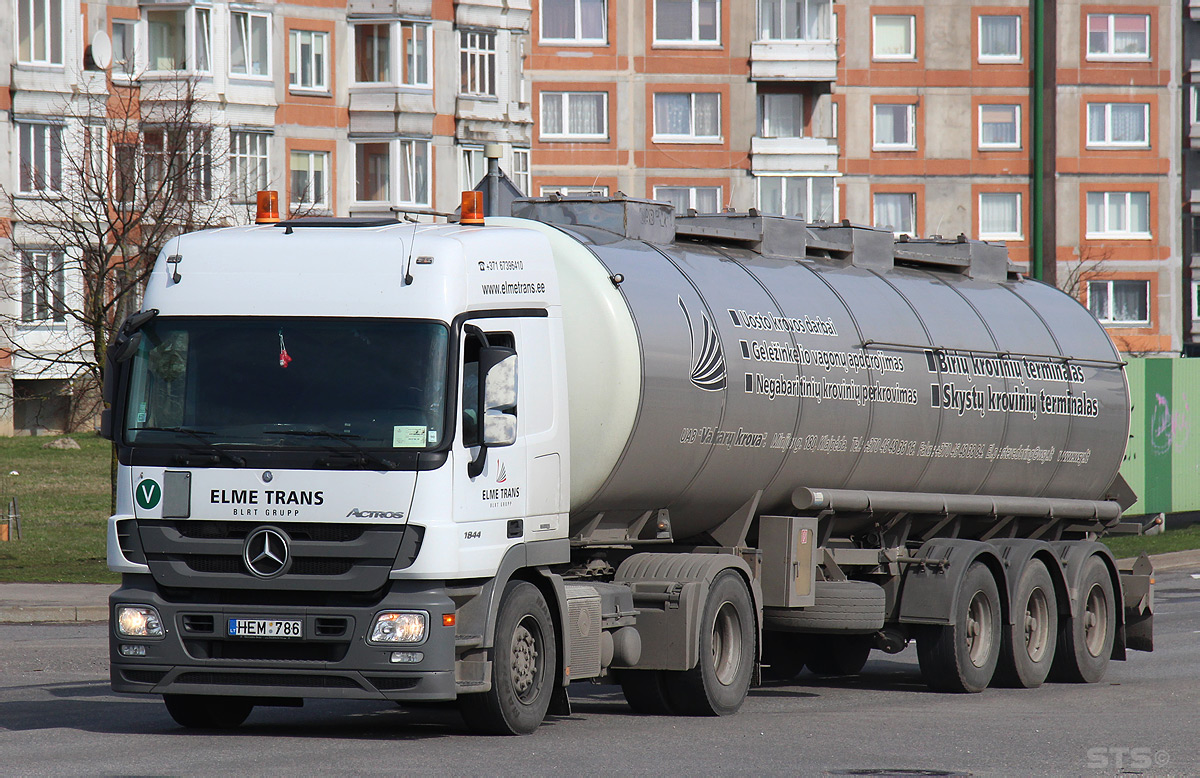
1023,586 -> 1051,663
510,615 -> 543,704
1083,583 -> 1110,658
965,590 -> 995,668
711,601 -> 742,686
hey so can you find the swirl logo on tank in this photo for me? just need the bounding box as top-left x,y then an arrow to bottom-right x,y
679,296 -> 726,391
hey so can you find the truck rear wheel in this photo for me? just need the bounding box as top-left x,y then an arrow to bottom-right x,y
163,694 -> 254,729
459,580 -> 557,735
663,571 -> 755,716
761,631 -> 807,681
805,635 -> 872,677
1050,555 -> 1115,684
994,559 -> 1058,688
917,562 -> 1002,693
617,669 -> 676,714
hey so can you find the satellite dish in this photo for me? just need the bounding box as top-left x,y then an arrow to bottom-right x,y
90,30 -> 112,70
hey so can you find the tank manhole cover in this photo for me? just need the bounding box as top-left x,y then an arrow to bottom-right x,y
828,771 -> 970,777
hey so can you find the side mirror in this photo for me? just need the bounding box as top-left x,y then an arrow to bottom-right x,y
468,347 -> 517,477
483,410 -> 516,447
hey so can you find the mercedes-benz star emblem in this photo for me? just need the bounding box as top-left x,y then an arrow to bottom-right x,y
243,527 -> 290,579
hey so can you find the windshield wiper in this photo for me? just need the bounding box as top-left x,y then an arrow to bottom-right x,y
274,429 -> 398,470
134,426 -> 247,467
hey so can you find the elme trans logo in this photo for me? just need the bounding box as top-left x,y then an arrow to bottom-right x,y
679,296 -> 726,392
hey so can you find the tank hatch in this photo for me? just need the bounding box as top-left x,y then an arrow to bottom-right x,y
512,194 -> 675,245
675,211 -> 812,258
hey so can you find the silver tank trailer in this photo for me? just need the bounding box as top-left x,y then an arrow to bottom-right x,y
504,199 -> 1129,542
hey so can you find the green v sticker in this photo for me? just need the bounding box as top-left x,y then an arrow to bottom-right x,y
135,479 -> 162,510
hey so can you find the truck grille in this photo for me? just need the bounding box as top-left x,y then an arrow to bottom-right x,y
136,520 -> 421,592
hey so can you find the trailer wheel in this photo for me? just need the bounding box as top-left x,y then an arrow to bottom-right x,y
459,580 -> 557,735
805,635 -> 872,677
1050,555 -> 1115,684
163,695 -> 254,729
994,560 -> 1058,688
761,631 -> 807,682
663,571 -> 755,716
917,562 -> 1002,693
617,670 -> 676,714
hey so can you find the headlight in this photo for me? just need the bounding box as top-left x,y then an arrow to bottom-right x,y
370,611 -> 427,644
116,605 -> 164,638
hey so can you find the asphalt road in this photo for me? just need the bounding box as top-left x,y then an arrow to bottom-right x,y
1,569 -> 1197,777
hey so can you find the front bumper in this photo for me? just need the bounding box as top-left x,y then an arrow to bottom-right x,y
109,575 -> 458,701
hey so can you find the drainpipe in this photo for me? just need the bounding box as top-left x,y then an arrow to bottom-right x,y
1031,0 -> 1044,281
485,143 -> 503,217
1031,0 -> 1058,287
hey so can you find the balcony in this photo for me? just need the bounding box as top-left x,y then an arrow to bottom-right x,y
751,40 -> 838,82
750,136 -> 839,174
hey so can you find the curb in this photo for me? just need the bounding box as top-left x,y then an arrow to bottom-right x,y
0,605 -> 109,624
1118,548 -> 1200,573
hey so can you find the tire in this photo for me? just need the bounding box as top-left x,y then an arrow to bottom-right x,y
761,631 -> 807,682
163,695 -> 254,729
663,571 -> 756,716
805,635 -> 872,677
1050,555 -> 1115,684
762,580 -> 885,634
616,669 -> 676,714
459,581 -> 557,735
994,560 -> 1058,688
917,562 -> 1002,693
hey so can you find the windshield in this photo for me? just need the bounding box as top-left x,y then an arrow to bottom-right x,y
124,317 -> 449,450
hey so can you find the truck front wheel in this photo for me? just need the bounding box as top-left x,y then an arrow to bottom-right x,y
916,561 -> 1002,693
459,580 -> 557,735
163,694 -> 254,729
664,571 -> 755,716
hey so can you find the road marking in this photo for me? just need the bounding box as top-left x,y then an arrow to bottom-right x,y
1191,574 -> 1200,579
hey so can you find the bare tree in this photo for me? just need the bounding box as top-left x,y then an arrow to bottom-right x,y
1,74 -> 236,432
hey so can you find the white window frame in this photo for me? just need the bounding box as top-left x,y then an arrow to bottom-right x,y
540,91 -> 609,140
512,148 -> 531,195
397,139 -> 430,206
230,130 -> 271,203
1086,13 -> 1150,61
460,30 -> 497,98
978,104 -> 1021,150
1192,280 -> 1200,321
757,176 -> 837,221
540,185 -> 610,196
145,6 -> 211,73
83,123 -> 107,200
1192,86 -> 1200,126
654,0 -> 721,46
873,103 -> 915,150
541,0 -> 607,44
757,0 -> 833,42
460,145 -> 485,192
289,150 -> 330,210
17,0 -> 63,65
17,122 -> 63,195
758,92 -> 804,139
353,140 -> 392,203
873,192 -> 916,236
872,14 -> 915,61
230,10 -> 271,79
652,92 -> 722,143
353,22 -> 392,84
654,185 -> 723,214
111,19 -> 137,76
978,192 -> 1022,240
977,15 -> 1020,63
289,29 -> 329,91
1086,102 -> 1150,149
1085,191 -> 1151,239
1088,279 -> 1150,325
19,249 -> 65,325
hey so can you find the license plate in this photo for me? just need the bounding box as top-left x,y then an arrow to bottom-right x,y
227,618 -> 303,638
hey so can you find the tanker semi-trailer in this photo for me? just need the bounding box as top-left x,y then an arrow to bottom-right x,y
102,193 -> 1153,735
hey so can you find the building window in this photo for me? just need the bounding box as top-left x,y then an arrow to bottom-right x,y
404,23 -> 430,86
144,129 -> 211,200
1193,280 -> 1200,320
18,0 -> 63,65
355,142 -> 390,202
759,176 -> 835,220
231,11 -> 270,77
1086,191 -> 1150,238
83,124 -> 106,197
1086,14 -> 1149,60
112,20 -> 136,74
978,15 -> 1019,61
979,192 -> 1021,239
1192,86 -> 1200,126
541,92 -> 608,139
873,15 -> 915,60
460,30 -> 497,98
979,104 -> 1020,149
18,123 -> 62,193
289,30 -> 328,91
1088,279 -> 1149,325
542,0 -> 606,43
231,131 -> 270,203
461,145 -> 485,192
194,9 -> 211,72
290,151 -> 329,209
759,93 -> 803,138
758,0 -> 831,42
655,0 -> 720,45
114,142 -> 137,205
512,149 -> 531,195
654,186 -> 722,214
398,139 -> 430,205
20,250 -> 65,323
874,192 -> 916,235
145,7 -> 209,72
653,93 -> 721,141
355,24 -> 390,82
1087,103 -> 1149,148
873,104 -> 915,150
354,22 -> 429,86
541,185 -> 610,196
